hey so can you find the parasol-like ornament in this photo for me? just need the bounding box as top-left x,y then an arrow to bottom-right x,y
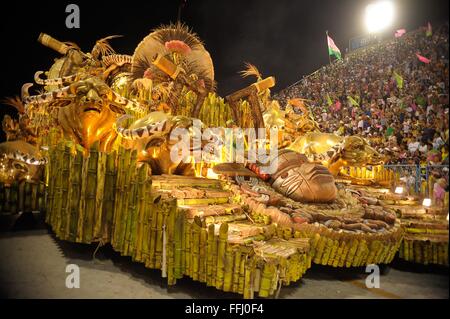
131,23 -> 215,91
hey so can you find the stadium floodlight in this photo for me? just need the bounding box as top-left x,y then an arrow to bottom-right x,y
365,1 -> 395,33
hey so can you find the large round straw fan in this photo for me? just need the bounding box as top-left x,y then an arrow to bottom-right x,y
131,23 -> 215,91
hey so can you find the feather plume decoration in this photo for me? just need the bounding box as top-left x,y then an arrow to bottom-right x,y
152,22 -> 203,49
91,35 -> 122,58
2,96 -> 25,114
239,63 -> 262,81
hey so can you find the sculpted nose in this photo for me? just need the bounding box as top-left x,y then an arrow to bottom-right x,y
86,89 -> 101,102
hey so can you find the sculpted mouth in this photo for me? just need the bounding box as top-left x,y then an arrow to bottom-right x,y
83,107 -> 101,113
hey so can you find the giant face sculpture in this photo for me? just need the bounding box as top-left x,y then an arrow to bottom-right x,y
270,149 -> 337,203
21,75 -> 147,153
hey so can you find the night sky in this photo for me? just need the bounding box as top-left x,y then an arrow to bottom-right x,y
0,0 -> 448,139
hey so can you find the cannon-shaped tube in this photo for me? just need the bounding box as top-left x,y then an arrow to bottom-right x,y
38,33 -> 72,55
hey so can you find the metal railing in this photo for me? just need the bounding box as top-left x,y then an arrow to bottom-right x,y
383,164 -> 449,198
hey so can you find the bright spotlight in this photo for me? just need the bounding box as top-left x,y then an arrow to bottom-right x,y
422,198 -> 432,207
365,1 -> 395,33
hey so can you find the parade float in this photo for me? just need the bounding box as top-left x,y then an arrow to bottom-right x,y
0,23 -> 446,298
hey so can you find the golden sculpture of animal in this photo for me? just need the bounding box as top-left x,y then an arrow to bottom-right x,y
114,111 -> 222,175
288,133 -> 385,178
285,98 -> 321,135
0,140 -> 46,186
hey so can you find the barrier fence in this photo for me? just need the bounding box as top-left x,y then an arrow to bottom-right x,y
343,164 -> 449,205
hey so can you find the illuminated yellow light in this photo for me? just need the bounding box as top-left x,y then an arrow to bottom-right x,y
394,186 -> 403,194
206,168 -> 219,180
422,198 -> 431,207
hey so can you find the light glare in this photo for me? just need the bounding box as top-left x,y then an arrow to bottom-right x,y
365,1 -> 395,33
422,198 -> 432,207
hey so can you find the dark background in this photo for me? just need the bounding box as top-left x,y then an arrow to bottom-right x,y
0,0 -> 448,140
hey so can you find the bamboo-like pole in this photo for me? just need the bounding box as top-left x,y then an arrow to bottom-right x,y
134,165 -> 147,262
191,221 -> 200,281
76,148 -> 89,242
69,151 -> 82,241
83,142 -> 99,243
93,148 -> 107,242
215,222 -> 228,290
223,245 -> 235,292
206,223 -> 215,286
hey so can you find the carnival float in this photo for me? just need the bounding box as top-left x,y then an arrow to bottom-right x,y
0,23 -> 447,298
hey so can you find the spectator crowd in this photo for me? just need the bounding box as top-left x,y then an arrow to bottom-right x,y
275,23 -> 449,167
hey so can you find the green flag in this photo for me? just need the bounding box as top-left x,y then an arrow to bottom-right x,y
426,22 -> 432,37
347,95 -> 359,107
393,71 -> 403,89
327,35 -> 342,60
326,94 -> 333,107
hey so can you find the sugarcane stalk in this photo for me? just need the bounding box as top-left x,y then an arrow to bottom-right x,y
191,221 -> 200,281
102,151 -> 117,244
243,258 -> 255,299
232,248 -> 242,293
258,262 -> 274,298
111,147 -> 124,247
206,223 -> 215,286
345,239 -> 360,267
174,208 -> 184,279
155,202 -> 166,269
238,254 -> 246,295
141,173 -> 152,263
69,150 -> 82,241
199,227 -> 208,283
93,149 -> 107,242
223,245 -> 234,292
83,142 -> 99,243
122,150 -> 137,254
215,222 -> 228,290
184,220 -> 191,276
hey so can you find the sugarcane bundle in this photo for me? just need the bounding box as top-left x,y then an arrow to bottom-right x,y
182,203 -> 242,219
57,146 -> 72,239
230,178 -> 404,267
151,175 -> 223,189
399,236 -> 448,266
198,93 -> 232,128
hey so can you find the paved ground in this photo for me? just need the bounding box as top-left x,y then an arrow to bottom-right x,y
0,213 -> 448,299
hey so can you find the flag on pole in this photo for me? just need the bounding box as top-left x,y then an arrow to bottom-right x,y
416,53 -> 431,64
326,93 -> 333,107
393,71 -> 403,89
347,95 -> 359,107
426,22 -> 432,37
327,35 -> 342,59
